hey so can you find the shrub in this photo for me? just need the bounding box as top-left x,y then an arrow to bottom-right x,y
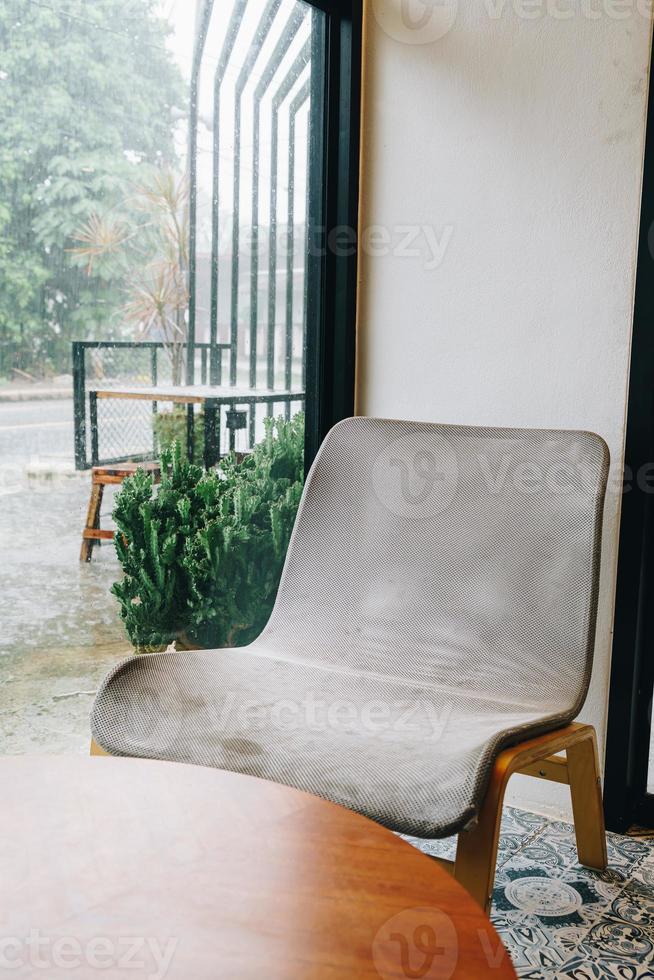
111,413 -> 304,652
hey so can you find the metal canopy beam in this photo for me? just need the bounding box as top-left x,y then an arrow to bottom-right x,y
187,0 -> 215,386
229,0 -> 283,387
209,0 -> 249,385
248,7 -> 308,390
285,80 -> 310,411
266,41 -> 311,400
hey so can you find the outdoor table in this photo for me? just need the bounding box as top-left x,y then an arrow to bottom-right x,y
89,384 -> 305,468
1,756 -> 517,979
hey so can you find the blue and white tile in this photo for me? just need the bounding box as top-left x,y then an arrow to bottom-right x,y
555,954 -> 654,979
407,807 -> 654,978
495,918 -> 579,975
493,866 -> 607,928
491,865 -> 607,973
610,881 -> 654,930
403,805 -> 549,867
489,816 -> 654,977
401,830 -> 458,862
632,847 -> 654,890
536,819 -> 652,876
565,916 -> 654,965
498,806 -> 551,866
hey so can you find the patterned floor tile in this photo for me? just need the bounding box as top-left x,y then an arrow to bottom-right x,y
493,865 -> 608,927
495,917 -> 579,975
632,849 -> 654,890
610,881 -> 654,930
566,916 -> 654,964
534,819 -> 652,876
499,807 -> 552,867
554,956 -> 654,978
406,807 -> 654,978
500,848 -> 633,905
403,806 -> 549,867
401,830 -> 457,862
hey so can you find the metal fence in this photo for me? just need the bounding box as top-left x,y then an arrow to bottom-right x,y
73,341 -> 211,468
73,340 -> 304,469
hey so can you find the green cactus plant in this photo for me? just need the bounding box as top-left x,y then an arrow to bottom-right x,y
111,413 -> 305,652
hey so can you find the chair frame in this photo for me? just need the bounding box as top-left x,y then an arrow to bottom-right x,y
430,721 -> 607,911
91,719 -> 606,913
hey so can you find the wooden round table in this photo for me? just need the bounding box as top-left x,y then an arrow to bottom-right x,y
1,757 -> 516,978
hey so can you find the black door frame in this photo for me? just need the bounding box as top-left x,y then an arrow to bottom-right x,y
604,28 -> 654,832
303,0 -> 362,466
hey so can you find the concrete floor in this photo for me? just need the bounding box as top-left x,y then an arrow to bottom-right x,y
0,399 -> 130,753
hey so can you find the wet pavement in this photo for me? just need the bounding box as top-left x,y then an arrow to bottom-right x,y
0,399 -> 129,753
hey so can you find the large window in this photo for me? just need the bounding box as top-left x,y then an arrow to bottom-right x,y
0,0 -> 360,754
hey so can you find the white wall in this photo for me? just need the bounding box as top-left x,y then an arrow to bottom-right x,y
356,0 -> 653,815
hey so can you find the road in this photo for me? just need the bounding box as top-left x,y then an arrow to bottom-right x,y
0,397 -> 75,473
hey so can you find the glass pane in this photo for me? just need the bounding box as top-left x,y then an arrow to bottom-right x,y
0,0 -> 324,752
0,0 -> 193,753
191,0 -> 315,422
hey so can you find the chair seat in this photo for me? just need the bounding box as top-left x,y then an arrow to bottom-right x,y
92,418 -> 608,840
91,643 -> 569,838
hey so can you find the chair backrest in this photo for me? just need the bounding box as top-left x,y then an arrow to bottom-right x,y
262,418 -> 609,718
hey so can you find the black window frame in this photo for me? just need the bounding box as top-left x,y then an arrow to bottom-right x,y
604,26 -> 654,832
303,0 -> 362,466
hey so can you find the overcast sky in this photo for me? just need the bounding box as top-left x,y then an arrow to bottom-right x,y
157,0 -> 197,81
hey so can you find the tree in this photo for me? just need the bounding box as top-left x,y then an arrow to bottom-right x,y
71,168 -> 189,384
0,0 -> 185,377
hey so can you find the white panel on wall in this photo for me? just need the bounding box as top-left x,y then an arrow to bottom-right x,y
356,0 -> 653,816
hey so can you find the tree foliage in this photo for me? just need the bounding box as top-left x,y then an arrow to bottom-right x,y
0,0 -> 184,376
111,414 -> 305,652
71,168 -> 189,383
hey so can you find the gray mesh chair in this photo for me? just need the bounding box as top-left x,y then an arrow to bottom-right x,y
91,418 -> 609,910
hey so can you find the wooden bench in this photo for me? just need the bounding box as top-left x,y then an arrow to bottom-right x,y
80,462 -> 161,562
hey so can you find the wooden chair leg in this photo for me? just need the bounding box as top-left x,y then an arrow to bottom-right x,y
80,482 -> 104,562
567,728 -> 608,870
454,755 -> 510,914
90,738 -> 110,756
452,722 -> 607,914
